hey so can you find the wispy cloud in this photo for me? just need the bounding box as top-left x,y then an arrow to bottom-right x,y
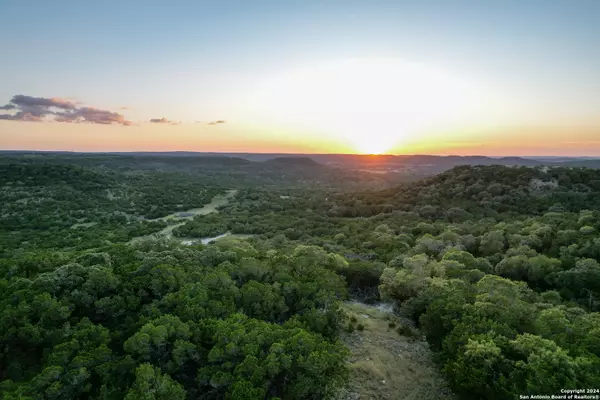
149,117 -> 180,125
10,94 -> 77,110
207,120 -> 226,125
0,94 -> 132,125
0,112 -> 44,122
55,107 -> 133,125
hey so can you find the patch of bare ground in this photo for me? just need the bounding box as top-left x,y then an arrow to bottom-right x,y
336,302 -> 455,400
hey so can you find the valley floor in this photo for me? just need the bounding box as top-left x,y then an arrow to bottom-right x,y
337,302 -> 455,400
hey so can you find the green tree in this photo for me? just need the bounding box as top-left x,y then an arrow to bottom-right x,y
124,363 -> 185,400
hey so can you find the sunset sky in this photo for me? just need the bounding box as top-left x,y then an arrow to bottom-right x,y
1,0 -> 599,156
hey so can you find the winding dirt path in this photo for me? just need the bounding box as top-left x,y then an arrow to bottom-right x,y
337,301 -> 455,400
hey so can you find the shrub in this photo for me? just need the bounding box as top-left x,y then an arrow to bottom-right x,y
396,324 -> 419,339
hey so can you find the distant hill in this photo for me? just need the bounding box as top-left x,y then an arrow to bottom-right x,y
263,156 -> 323,168
524,156 -> 600,162
2,151 -> 600,180
331,164 -> 600,218
0,152 -> 394,190
558,159 -> 600,168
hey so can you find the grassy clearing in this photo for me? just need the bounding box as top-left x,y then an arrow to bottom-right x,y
129,189 -> 238,243
70,222 -> 98,229
337,301 -> 455,400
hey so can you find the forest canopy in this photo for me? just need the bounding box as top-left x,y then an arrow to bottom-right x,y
1,155 -> 599,399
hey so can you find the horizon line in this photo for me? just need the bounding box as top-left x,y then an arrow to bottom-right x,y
2,149 -> 600,159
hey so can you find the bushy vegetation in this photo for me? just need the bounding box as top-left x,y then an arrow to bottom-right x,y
0,239 -> 351,399
0,163 -> 230,251
330,165 -> 600,218
182,164 -> 600,397
2,156 -> 600,399
344,166 -> 600,397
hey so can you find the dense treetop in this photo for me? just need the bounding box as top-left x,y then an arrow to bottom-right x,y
1,155 -> 599,399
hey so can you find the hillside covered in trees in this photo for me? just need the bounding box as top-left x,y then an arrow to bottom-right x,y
1,155 -> 599,399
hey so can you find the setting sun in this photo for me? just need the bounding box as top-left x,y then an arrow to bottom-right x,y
353,138 -> 390,155
240,58 -> 484,154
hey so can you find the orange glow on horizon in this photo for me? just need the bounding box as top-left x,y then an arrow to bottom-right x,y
1,120 -> 600,157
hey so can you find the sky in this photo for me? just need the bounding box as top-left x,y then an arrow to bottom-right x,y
1,0 -> 599,156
